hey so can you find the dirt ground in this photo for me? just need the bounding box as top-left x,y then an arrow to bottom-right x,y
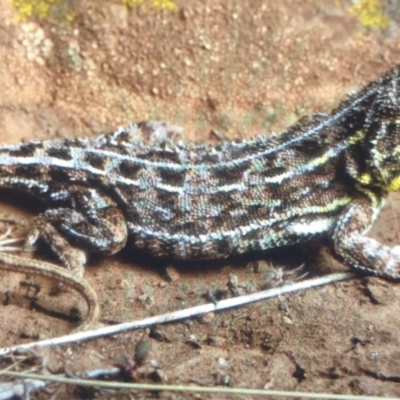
0,0 -> 400,398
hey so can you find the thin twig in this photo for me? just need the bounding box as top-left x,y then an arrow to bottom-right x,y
0,271 -> 353,356
0,370 -> 398,400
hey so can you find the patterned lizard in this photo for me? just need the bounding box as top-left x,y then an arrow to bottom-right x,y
1,64 -> 400,284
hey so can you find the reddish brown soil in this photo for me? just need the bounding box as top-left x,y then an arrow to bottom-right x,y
0,0 -> 400,398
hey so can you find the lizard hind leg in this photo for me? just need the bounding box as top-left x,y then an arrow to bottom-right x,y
25,189 -> 128,278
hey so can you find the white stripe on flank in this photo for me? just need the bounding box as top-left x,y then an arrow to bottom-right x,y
128,197 -> 350,246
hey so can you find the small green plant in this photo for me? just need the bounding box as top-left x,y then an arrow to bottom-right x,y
10,0 -> 74,20
11,0 -> 176,20
122,0 -> 177,10
11,0 -> 63,19
349,0 -> 390,31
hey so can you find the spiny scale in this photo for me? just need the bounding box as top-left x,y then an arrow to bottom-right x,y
0,65 -> 400,279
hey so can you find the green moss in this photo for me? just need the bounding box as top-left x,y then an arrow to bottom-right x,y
122,0 -> 177,10
349,0 -> 390,31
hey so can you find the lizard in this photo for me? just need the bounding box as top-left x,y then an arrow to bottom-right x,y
0,63 -> 400,286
